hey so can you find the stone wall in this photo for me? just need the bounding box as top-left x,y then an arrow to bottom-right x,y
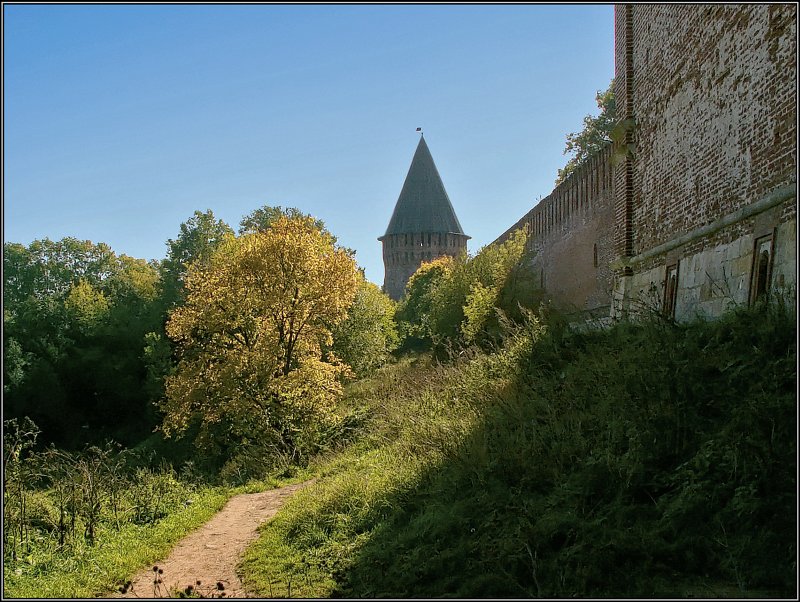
496,145 -> 616,317
616,205 -> 796,321
381,232 -> 468,300
613,4 -> 797,319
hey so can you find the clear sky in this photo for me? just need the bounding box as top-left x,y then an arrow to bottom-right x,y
4,4 -> 615,286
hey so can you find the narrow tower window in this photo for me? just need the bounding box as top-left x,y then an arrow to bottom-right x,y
749,234 -> 774,304
664,263 -> 679,319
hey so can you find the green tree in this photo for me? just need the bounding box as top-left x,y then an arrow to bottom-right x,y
239,205 -> 327,236
332,278 -> 399,377
239,204 -> 357,259
395,255 -> 456,349
64,280 -> 110,333
396,230 -> 530,352
3,238 -> 164,448
160,210 -> 234,309
161,215 -> 359,463
431,229 -> 529,347
555,79 -> 616,185
3,237 -> 116,307
3,337 -> 31,394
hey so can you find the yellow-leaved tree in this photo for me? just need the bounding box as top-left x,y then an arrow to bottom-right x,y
161,215 -> 359,468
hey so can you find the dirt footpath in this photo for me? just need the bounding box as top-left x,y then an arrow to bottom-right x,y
112,480 -> 313,599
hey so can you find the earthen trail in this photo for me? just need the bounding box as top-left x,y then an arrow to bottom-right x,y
111,480 -> 313,599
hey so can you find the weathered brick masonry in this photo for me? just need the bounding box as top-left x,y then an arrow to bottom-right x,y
496,145 -> 616,317
497,4 -> 797,321
616,3 -> 796,319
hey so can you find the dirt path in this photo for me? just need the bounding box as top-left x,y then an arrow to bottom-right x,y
112,480 -> 313,599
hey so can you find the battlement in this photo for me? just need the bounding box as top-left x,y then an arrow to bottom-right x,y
493,4 -> 796,321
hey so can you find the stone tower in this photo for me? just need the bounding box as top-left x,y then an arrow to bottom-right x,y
379,136 -> 470,300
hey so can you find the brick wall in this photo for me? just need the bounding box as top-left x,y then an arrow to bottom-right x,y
381,232 -> 468,300
495,4 -> 796,321
625,4 -> 796,255
495,145 -> 616,316
612,4 -> 797,319
614,5 -> 635,265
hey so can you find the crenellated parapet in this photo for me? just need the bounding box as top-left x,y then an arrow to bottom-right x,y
494,143 -> 617,317
494,4 -> 796,322
495,144 -> 615,250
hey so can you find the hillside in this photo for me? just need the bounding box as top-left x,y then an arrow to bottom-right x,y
241,300 -> 796,598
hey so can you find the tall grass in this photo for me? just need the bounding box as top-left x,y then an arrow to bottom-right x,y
2,428 -> 298,599
3,485 -> 230,598
241,301 -> 796,598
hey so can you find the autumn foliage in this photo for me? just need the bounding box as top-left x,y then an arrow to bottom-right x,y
162,216 -> 359,463
396,228 -> 533,351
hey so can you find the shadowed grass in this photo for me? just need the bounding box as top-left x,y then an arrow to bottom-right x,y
240,301 -> 796,598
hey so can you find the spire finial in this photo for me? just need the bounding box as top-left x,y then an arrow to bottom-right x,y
416,127 -> 423,137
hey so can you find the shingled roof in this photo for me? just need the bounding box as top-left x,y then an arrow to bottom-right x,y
380,137 -> 468,239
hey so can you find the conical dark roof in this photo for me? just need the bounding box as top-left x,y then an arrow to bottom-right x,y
381,137 -> 468,238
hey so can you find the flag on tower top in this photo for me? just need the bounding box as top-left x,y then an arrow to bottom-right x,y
416,127 -> 422,131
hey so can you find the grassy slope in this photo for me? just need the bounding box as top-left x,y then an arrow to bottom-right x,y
240,355 -> 486,597
241,302 -> 796,598
2,477 -> 303,599
4,486 -> 230,599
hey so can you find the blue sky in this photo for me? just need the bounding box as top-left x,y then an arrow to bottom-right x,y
4,4 -> 615,286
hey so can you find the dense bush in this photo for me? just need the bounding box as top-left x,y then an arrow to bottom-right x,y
396,228 -> 537,353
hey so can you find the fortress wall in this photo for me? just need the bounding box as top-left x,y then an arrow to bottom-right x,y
612,4 -> 797,319
496,145 -> 616,316
625,4 -> 796,252
614,203 -> 796,321
494,5 -> 796,321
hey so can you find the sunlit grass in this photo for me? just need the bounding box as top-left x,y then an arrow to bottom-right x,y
2,476 -> 306,600
241,446 -> 430,598
4,486 -> 230,599
240,354 -> 493,597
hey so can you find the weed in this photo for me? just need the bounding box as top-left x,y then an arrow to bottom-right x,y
116,566 -> 229,598
2,453 -> 229,599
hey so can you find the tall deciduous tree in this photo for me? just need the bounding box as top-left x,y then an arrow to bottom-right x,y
331,278 -> 399,377
555,79 -> 616,186
3,239 -> 163,447
239,205 -> 327,237
161,215 -> 359,460
160,210 -> 234,309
